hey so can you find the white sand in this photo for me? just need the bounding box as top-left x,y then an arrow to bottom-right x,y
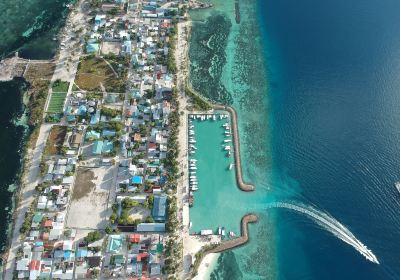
193,253 -> 220,280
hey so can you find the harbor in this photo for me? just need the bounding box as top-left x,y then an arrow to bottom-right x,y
186,110 -> 256,244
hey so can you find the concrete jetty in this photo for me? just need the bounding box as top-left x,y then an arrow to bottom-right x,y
213,104 -> 255,191
207,214 -> 258,253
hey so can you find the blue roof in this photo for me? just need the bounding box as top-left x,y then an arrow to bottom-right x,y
152,195 -> 167,221
79,105 -> 87,115
67,115 -> 76,122
86,130 -> 101,140
102,141 -> 114,153
90,113 -> 100,125
92,140 -> 104,155
76,249 -> 88,258
64,251 -> 72,258
102,129 -> 116,137
86,42 -> 99,53
131,176 -> 143,184
136,223 -> 165,232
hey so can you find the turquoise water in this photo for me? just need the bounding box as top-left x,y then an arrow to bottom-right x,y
190,0 -> 400,279
189,116 -> 246,235
189,1 -> 277,278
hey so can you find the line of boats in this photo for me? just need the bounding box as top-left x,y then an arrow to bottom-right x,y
199,227 -> 237,238
189,114 -> 229,121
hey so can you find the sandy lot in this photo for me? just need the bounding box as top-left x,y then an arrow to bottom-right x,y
67,166 -> 116,229
101,41 -> 121,55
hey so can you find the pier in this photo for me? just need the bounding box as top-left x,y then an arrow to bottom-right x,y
207,214 -> 258,253
213,105 -> 255,191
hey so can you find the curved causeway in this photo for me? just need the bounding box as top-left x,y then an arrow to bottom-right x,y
208,214 -> 258,253
213,104 -> 255,191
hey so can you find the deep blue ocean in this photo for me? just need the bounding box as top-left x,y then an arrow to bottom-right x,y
260,0 -> 400,279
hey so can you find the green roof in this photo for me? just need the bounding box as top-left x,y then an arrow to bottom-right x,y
32,213 -> 43,223
107,235 -> 122,253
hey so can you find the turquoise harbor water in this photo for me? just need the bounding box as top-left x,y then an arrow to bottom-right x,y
189,0 -> 400,279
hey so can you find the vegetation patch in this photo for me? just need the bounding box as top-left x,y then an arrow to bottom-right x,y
75,55 -> 128,92
185,84 -> 212,111
44,125 -> 68,155
52,79 -> 69,92
25,63 -> 56,81
47,92 -> 67,113
73,168 -> 96,200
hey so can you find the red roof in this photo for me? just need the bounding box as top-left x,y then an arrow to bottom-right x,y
43,220 -> 53,227
129,234 -> 140,243
148,143 -> 156,150
29,260 -> 40,271
137,252 -> 149,262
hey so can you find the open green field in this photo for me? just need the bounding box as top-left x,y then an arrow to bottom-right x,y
75,56 -> 128,92
47,92 -> 67,113
52,80 -> 69,92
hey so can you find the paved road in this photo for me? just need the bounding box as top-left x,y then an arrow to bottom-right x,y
3,123 -> 53,279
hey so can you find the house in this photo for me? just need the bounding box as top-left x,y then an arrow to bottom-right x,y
107,235 -> 123,254
92,140 -> 104,155
86,39 -> 99,54
129,234 -> 141,243
152,195 -> 167,222
87,256 -> 102,268
131,176 -> 143,185
136,223 -> 165,232
86,130 -> 101,140
70,131 -> 83,149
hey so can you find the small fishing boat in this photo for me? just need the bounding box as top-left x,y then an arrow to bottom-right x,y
395,182 -> 400,193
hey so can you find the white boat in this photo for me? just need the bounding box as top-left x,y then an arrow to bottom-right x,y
229,163 -> 234,170
190,151 -> 195,154
190,172 -> 197,175
191,186 -> 199,191
229,231 -> 236,237
189,166 -> 197,170
218,226 -> 222,235
213,115 -> 216,120
396,182 -> 400,193
189,140 -> 196,143
190,145 -> 197,150
227,150 -> 231,157
221,227 -> 225,236
224,139 -> 232,143
190,159 -> 197,162
201,229 -> 213,236
189,222 -> 193,228
224,146 -> 231,151
223,123 -> 229,127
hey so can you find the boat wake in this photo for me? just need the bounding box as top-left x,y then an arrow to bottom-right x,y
263,201 -> 379,264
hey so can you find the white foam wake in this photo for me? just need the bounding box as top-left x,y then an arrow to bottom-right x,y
263,201 -> 379,264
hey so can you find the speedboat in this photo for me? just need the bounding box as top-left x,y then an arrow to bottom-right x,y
191,186 -> 199,191
229,163 -> 234,170
189,166 -> 197,170
218,226 -> 222,235
224,139 -> 232,143
221,227 -> 225,236
224,146 -> 231,151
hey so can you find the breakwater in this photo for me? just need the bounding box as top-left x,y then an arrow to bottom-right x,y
213,105 -> 255,191
207,214 -> 257,253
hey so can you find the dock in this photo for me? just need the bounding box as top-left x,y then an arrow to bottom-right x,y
213,105 -> 255,192
207,214 -> 258,253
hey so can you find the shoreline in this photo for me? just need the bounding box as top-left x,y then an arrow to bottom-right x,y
1,1 -> 86,277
